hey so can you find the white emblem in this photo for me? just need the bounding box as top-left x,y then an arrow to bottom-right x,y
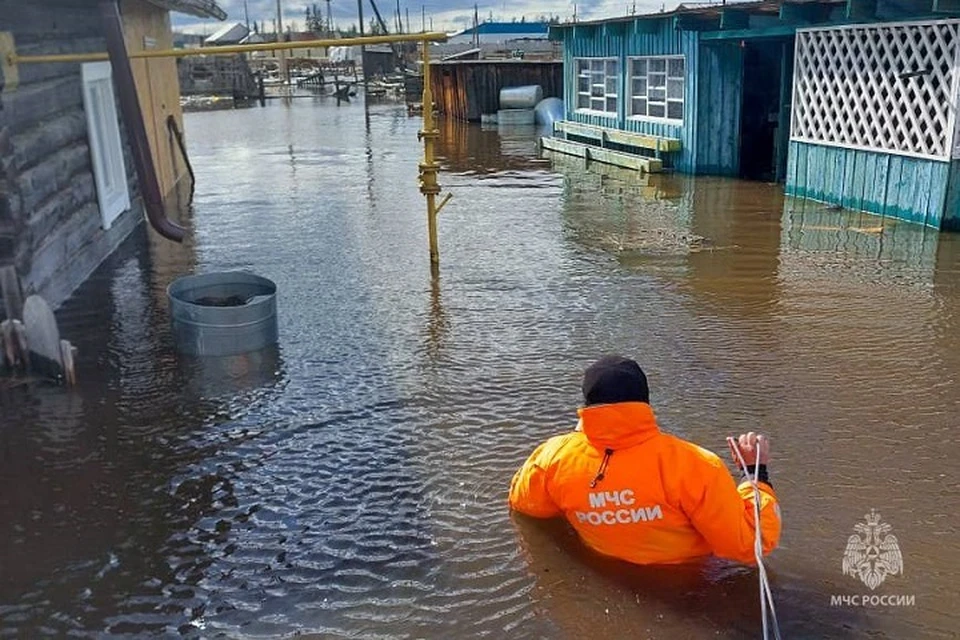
842,510 -> 903,590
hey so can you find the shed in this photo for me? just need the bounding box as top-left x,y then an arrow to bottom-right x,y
0,0 -> 225,313
431,60 -> 563,122
548,0 -> 960,229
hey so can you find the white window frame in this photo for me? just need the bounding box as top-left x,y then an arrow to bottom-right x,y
575,57 -> 620,117
627,55 -> 685,124
81,61 -> 130,230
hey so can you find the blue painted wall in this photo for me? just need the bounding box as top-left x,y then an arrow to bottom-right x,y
561,19 -> 701,172
696,42 -> 742,176
559,19 -> 749,176
785,141 -> 950,228
941,161 -> 960,231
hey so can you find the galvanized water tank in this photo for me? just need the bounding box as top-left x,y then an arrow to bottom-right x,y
168,272 -> 278,356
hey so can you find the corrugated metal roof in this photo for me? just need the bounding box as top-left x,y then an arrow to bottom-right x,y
451,22 -> 550,37
146,0 -> 227,20
549,0 -> 834,29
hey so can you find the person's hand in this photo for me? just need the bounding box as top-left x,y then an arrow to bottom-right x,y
727,432 -> 771,469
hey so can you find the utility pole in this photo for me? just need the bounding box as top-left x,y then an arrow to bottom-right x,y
276,0 -> 287,84
357,0 -> 366,85
244,0 -> 250,31
326,0 -> 333,33
473,4 -> 479,49
396,0 -> 402,33
421,5 -> 425,32
406,7 -> 410,33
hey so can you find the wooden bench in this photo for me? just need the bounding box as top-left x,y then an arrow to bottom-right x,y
553,120 -> 681,166
540,136 -> 664,173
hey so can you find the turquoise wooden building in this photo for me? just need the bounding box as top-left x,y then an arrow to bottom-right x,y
546,0 -> 960,229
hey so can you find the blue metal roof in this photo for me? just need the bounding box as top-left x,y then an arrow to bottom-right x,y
453,22 -> 550,37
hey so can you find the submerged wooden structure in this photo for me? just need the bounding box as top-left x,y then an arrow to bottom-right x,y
547,0 -> 960,229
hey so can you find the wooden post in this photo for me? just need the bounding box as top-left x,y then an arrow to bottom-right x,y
0,266 -> 23,321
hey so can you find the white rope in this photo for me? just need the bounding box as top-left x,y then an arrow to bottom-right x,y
727,436 -> 783,640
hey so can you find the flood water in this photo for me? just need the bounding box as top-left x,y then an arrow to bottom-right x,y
2,96 -> 959,638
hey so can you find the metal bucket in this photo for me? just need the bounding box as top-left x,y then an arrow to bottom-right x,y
167,272 -> 278,356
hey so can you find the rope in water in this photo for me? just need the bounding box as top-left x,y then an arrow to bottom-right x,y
727,436 -> 783,640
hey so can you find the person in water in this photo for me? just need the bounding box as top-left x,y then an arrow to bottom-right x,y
509,355 -> 781,565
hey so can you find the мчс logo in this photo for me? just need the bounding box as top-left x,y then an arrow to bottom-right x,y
842,509 -> 903,590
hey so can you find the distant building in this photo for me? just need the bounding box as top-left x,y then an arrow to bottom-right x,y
447,22 -> 550,45
0,0 -> 225,311
203,22 -> 249,46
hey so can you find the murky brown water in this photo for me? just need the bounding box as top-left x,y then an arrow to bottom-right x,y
2,96 -> 959,638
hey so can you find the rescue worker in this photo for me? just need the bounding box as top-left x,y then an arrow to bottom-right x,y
509,355 -> 781,565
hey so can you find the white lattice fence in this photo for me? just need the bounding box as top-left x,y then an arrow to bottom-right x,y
791,20 -> 960,161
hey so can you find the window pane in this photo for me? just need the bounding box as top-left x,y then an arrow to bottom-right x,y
606,76 -> 617,94
605,97 -> 617,113
650,58 -> 666,73
649,87 -> 666,102
667,100 -> 683,120
591,59 -> 604,72
667,78 -> 684,100
633,97 -> 646,115
632,78 -> 647,96
578,94 -> 590,109
668,57 -> 684,77
578,60 -> 587,74
591,84 -> 605,98
634,59 -> 647,76
649,103 -> 665,118
606,60 -> 617,76
592,97 -> 605,111
650,73 -> 665,88
578,76 -> 589,93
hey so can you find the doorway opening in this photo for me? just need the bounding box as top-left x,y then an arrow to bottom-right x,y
739,39 -> 793,181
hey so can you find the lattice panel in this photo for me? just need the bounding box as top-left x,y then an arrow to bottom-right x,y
792,21 -> 960,160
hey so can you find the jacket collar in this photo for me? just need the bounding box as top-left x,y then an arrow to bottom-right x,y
578,402 -> 660,450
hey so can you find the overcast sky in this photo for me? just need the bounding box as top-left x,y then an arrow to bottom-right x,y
171,0 -> 674,35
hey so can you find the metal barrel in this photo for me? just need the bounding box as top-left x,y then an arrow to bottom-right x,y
499,85 -> 543,110
167,272 -> 278,357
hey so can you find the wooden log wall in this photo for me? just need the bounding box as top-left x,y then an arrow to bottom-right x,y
0,0 -> 144,312
431,61 -> 563,122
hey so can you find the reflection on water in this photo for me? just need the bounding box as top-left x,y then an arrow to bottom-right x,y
1,99 -> 958,639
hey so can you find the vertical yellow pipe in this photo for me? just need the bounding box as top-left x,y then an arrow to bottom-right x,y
419,39 -> 441,269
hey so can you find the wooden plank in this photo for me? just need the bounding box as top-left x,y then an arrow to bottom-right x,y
555,120 -> 681,152
0,32 -> 19,93
22,294 -> 63,379
700,25 -> 798,41
123,0 -> 187,198
0,266 -> 23,321
540,137 -> 662,173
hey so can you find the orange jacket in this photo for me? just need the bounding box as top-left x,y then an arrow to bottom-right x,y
508,402 -> 781,565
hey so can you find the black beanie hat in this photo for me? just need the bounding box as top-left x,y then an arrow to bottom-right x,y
582,355 -> 650,406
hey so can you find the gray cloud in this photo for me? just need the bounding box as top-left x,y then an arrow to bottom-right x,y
171,0 -> 671,34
